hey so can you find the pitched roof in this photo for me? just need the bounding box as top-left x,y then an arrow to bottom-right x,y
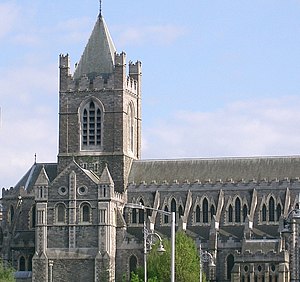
14,163 -> 57,192
128,156 -> 300,185
73,15 -> 116,80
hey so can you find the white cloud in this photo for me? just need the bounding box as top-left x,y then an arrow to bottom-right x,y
142,96 -> 300,159
118,24 -> 186,46
54,17 -> 93,44
0,64 -> 57,103
0,112 -> 57,189
0,2 -> 19,39
0,61 -> 58,189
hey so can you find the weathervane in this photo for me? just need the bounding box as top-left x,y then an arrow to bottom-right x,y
99,0 -> 102,17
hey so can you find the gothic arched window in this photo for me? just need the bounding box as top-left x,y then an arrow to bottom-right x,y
129,255 -> 138,279
81,101 -> 102,149
269,197 -> 275,222
195,205 -> 201,223
228,205 -> 233,223
203,198 -> 209,223
243,204 -> 248,222
235,198 -> 241,223
276,204 -> 282,221
262,204 -> 267,221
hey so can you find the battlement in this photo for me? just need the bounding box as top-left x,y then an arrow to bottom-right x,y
128,176 -> 300,189
129,60 -> 142,75
59,54 -> 70,68
114,191 -> 125,202
2,186 -> 32,197
59,52 -> 140,95
63,69 -> 138,95
115,52 -> 126,65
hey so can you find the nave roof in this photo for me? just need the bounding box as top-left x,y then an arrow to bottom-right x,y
129,156 -> 300,185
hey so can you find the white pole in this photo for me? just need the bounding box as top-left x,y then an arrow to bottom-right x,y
171,212 -> 175,282
144,221 -> 147,282
199,244 -> 202,282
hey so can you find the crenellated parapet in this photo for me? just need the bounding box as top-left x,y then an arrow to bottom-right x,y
59,54 -> 70,70
128,177 -> 300,190
59,52 -> 140,95
1,186 -> 33,197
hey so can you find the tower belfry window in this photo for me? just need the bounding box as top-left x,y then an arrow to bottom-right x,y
81,101 -> 102,149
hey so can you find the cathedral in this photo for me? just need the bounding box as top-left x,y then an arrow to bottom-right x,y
1,8 -> 300,282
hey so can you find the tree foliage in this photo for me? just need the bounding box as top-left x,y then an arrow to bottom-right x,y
0,259 -> 15,282
132,231 -> 206,282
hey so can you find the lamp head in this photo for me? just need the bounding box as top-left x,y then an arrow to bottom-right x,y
157,243 -> 166,254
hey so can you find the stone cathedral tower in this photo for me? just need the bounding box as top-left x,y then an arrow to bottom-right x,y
30,13 -> 142,282
58,13 -> 142,193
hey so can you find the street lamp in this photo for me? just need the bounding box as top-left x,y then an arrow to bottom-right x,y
281,203 -> 300,282
144,225 -> 166,281
126,203 -> 175,282
199,245 -> 216,282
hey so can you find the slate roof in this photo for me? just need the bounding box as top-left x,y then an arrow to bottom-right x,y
73,15 -> 116,80
128,156 -> 300,185
14,163 -> 57,192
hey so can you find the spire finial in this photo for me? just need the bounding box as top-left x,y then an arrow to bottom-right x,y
99,0 -> 102,17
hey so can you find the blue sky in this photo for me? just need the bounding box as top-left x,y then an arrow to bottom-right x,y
1,0 -> 300,189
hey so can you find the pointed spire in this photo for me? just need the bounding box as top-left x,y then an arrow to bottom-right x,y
73,14 -> 116,80
99,164 -> 114,185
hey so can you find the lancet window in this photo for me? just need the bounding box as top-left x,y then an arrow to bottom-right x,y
81,100 -> 102,149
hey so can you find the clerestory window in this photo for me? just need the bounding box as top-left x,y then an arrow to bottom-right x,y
81,101 -> 102,149
203,198 -> 208,223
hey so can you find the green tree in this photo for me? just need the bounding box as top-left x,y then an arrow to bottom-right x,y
0,259 -> 15,282
134,231 -> 206,282
130,272 -> 143,282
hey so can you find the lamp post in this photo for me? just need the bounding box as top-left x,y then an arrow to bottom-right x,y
281,200 -> 300,282
144,224 -> 166,281
200,247 -> 216,282
126,203 -> 175,282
